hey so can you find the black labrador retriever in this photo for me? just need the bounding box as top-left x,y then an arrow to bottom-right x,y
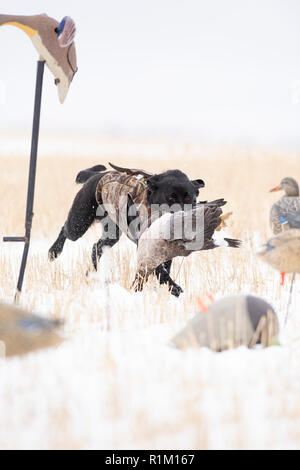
49,163 -> 205,296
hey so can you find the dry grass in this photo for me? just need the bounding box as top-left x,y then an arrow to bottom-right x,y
0,141 -> 300,449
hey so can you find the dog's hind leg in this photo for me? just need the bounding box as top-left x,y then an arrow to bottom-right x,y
155,260 -> 183,297
49,173 -> 101,260
91,219 -> 122,271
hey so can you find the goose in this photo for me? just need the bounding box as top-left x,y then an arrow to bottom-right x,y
131,199 -> 241,291
258,228 -> 300,323
170,295 -> 279,351
269,177 -> 300,235
0,302 -> 62,357
258,229 -> 300,275
0,13 -> 77,102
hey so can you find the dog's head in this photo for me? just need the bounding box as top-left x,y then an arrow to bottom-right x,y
145,170 -> 204,210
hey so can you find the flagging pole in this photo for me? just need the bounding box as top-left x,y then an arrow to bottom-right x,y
3,60 -> 45,300
0,13 -> 77,300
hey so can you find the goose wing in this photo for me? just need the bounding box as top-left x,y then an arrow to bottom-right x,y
159,205 -> 222,243
270,198 -> 300,234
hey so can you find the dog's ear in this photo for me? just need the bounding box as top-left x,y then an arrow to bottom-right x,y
192,179 -> 205,195
192,179 -> 205,189
146,175 -> 160,194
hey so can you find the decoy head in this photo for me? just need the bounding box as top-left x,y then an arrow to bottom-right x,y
270,177 -> 299,197
55,16 -> 76,48
0,13 -> 77,103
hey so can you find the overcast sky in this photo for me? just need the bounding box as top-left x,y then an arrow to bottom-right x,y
1,0 -> 300,147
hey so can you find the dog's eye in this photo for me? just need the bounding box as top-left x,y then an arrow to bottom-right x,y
168,193 -> 177,202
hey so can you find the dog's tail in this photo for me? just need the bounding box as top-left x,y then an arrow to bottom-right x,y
76,165 -> 107,184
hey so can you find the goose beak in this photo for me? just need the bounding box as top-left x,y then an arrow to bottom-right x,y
269,185 -> 281,192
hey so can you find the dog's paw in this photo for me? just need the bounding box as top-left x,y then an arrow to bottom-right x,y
170,284 -> 183,297
48,245 -> 62,261
48,249 -> 60,261
86,268 -> 98,279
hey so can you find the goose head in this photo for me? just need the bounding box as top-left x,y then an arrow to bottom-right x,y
270,177 -> 299,197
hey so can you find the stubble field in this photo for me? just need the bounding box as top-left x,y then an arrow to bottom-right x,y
0,139 -> 300,449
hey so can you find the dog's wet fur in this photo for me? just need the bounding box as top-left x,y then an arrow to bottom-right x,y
48,164 -> 205,296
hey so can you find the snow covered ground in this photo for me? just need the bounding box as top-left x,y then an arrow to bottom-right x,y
0,233 -> 300,450
0,148 -> 300,449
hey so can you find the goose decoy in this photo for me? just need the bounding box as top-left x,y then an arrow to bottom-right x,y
258,229 -> 300,323
1,13 -> 78,297
258,229 -> 300,274
0,303 -> 62,357
279,211 -> 300,230
269,177 -> 300,235
170,295 -> 279,351
131,199 -> 241,291
0,13 -> 77,102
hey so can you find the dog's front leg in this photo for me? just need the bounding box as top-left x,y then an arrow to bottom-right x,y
155,260 -> 183,297
49,226 -> 67,260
